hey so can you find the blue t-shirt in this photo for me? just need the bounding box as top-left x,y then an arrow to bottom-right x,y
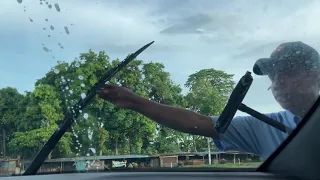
211,110 -> 301,160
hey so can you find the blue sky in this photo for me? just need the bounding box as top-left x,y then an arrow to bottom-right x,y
1,0 -> 320,115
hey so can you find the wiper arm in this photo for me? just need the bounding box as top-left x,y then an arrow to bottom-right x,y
238,103 -> 293,134
23,41 -> 155,176
215,71 -> 293,134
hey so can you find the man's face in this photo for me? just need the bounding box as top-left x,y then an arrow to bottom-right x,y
269,68 -> 320,115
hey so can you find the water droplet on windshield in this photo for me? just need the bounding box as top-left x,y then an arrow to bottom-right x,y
48,4 -> 52,9
54,69 -> 59,74
45,18 -> 48,21
58,43 -> 63,49
81,93 -> 86,99
86,153 -> 90,157
69,90 -> 73,94
78,75 -> 84,80
17,0 -> 22,4
64,26 -> 70,34
83,113 -> 89,120
75,62 -> 80,67
88,129 -> 93,140
50,25 -> 54,30
89,148 -> 96,154
54,3 -> 61,12
43,47 -> 49,52
29,18 -> 33,22
81,83 -> 85,87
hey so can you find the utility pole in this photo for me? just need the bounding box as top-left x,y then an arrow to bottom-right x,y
207,137 -> 211,165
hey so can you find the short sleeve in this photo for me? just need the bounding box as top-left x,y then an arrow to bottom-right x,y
211,115 -> 262,156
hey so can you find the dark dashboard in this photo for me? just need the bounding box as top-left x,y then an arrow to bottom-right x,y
1,172 -> 299,180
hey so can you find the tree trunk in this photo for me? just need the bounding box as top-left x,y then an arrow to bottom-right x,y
128,137 -> 132,154
115,138 -> 118,155
2,129 -> 6,157
48,151 -> 52,159
193,135 -> 197,152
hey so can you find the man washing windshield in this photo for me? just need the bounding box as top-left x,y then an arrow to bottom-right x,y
98,41 -> 320,160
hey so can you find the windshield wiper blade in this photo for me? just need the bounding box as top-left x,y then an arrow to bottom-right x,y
215,71 -> 253,133
23,41 -> 155,176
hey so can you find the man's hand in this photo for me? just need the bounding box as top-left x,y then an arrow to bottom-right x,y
97,84 -> 139,109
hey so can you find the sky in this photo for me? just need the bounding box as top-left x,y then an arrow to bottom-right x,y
1,0 -> 320,116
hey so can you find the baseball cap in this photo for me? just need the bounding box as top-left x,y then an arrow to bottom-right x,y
253,41 -> 320,76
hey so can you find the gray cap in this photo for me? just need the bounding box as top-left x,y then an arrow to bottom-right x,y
253,41 -> 320,76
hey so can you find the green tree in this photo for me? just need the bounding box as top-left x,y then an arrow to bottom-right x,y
7,84 -> 73,159
185,69 -> 235,152
0,87 -> 24,157
8,125 -> 72,159
31,50 -> 112,157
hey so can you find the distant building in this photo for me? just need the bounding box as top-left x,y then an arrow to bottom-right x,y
15,151 -> 259,174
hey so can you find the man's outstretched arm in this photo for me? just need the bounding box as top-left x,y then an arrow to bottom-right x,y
98,84 -> 219,139
130,96 -> 219,139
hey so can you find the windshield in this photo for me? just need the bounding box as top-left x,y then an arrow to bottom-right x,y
1,0 -> 319,175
